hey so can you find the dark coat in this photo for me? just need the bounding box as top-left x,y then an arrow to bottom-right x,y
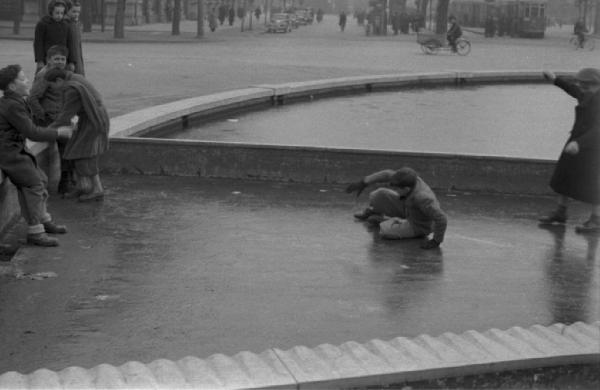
550,77 -> 600,204
66,19 -> 85,75
51,74 -> 109,160
0,91 -> 59,186
33,15 -> 75,65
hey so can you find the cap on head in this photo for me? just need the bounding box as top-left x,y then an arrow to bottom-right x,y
575,68 -> 600,85
390,167 -> 418,188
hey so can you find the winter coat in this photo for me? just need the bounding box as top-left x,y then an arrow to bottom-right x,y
66,18 -> 85,75
550,77 -> 600,204
28,66 -> 73,125
0,91 -> 59,174
33,15 -> 75,65
51,74 -> 109,160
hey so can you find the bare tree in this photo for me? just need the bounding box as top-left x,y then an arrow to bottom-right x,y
197,0 -> 204,38
114,0 -> 126,39
594,0 -> 599,34
172,0 -> 181,35
435,0 -> 449,34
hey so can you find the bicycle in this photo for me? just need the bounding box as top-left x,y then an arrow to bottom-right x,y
569,34 -> 595,51
417,31 -> 471,56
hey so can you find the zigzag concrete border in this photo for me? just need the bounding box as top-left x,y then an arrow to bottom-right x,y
1,321 -> 598,389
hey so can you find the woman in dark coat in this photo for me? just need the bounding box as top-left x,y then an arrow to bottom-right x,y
33,0 -> 75,74
539,68 -> 600,233
45,68 -> 109,202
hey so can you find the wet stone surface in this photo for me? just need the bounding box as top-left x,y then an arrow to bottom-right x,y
0,174 -> 598,374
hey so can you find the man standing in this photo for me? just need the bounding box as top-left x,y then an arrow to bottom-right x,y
0,64 -> 72,246
346,167 -> 448,249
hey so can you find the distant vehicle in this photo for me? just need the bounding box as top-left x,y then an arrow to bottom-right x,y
294,9 -> 311,25
267,13 -> 292,33
449,0 -> 547,38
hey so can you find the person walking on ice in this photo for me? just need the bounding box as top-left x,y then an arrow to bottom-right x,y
538,68 -> 600,233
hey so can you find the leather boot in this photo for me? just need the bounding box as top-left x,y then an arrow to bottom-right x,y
538,206 -> 567,225
27,233 -> 59,247
78,175 -> 104,202
575,215 -> 600,234
43,221 -> 67,234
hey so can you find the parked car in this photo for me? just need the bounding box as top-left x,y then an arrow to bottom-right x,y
267,13 -> 292,33
295,9 -> 311,25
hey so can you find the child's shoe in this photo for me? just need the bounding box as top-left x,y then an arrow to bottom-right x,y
575,215 -> 600,234
538,206 -> 567,225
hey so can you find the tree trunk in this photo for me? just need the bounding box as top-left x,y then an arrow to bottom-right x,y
81,0 -> 93,32
172,0 -> 181,35
197,0 -> 204,38
113,0 -> 126,39
594,0 -> 599,34
435,0 -> 449,34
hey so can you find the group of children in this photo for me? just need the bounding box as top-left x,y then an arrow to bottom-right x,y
0,0 -> 109,246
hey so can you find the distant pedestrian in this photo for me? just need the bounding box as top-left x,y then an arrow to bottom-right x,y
65,0 -> 85,75
539,69 -> 600,233
33,0 -> 75,74
218,4 -> 227,25
45,68 -> 110,202
316,8 -> 323,23
0,64 -> 73,246
345,167 -> 448,249
209,9 -> 217,32
228,7 -> 235,26
339,11 -> 347,32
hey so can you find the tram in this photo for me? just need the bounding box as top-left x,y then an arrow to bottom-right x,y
449,0 -> 548,38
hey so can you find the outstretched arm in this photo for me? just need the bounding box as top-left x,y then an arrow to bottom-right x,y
345,169 -> 396,197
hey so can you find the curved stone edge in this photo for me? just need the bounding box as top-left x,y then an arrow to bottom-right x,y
108,70 -> 575,138
1,321 -> 598,389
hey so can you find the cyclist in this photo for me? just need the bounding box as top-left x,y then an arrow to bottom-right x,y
447,15 -> 462,53
574,19 -> 587,48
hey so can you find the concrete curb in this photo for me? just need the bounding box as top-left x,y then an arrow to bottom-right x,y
1,321 -> 598,389
110,70 -> 570,138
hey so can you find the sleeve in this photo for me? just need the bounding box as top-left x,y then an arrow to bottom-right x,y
66,23 -> 77,66
418,198 -> 448,243
28,78 -> 49,121
554,76 -> 584,100
51,86 -> 81,126
33,22 -> 46,63
363,169 -> 396,185
6,101 -> 58,142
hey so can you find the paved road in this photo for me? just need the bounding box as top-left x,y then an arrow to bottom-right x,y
1,16 -> 597,117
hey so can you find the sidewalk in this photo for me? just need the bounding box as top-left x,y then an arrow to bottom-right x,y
0,19 -> 268,43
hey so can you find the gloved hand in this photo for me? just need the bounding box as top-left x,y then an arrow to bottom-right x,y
420,238 -> 440,250
345,180 -> 367,197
